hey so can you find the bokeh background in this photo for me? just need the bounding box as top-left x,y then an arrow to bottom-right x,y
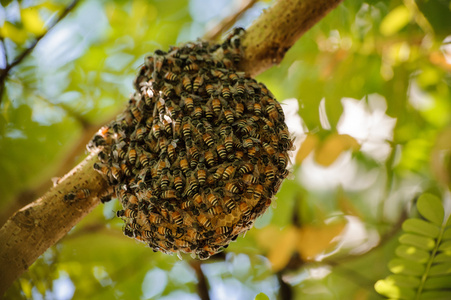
1,0 -> 451,299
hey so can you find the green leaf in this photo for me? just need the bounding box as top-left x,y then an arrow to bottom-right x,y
399,233 -> 435,251
384,274 -> 421,288
419,290 -> 451,300
388,258 -> 426,276
374,279 -> 416,299
402,219 -> 441,238
395,245 -> 430,263
423,275 -> 451,289
428,263 -> 451,276
417,193 -> 444,226
379,5 -> 411,36
443,227 -> 451,240
438,240 -> 451,252
434,251 -> 451,263
254,292 -> 270,300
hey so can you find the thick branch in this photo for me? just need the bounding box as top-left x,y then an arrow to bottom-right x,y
241,0 -> 343,76
0,153 -> 108,295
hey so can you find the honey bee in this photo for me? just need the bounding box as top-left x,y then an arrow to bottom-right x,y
264,165 -> 275,182
182,75 -> 193,92
228,72 -> 238,83
216,144 -> 227,160
193,74 -> 204,92
204,105 -> 214,119
186,176 -> 199,197
64,188 -> 90,202
224,136 -> 233,152
160,171 -> 170,189
211,97 -> 222,114
222,164 -> 237,180
235,79 -> 245,95
129,194 -> 139,206
239,202 -> 251,219
182,119 -> 192,139
223,196 -> 236,212
130,106 -> 142,123
164,71 -> 177,81
204,150 -> 216,167
179,156 -> 190,176
192,106 -> 203,119
202,132 -> 214,147
138,153 -> 149,167
216,226 -> 230,235
161,85 -> 174,98
181,200 -> 193,210
213,165 -> 226,180
223,109 -> 234,124
173,170 -> 184,192
235,102 -> 244,118
253,184 -> 264,201
221,84 -> 231,99
167,142 -> 177,162
278,153 -> 288,169
204,188 -> 218,206
205,84 -> 214,95
120,163 -> 132,177
197,163 -> 207,186
161,118 -> 172,136
225,182 -> 240,194
188,144 -> 200,160
238,162 -> 254,175
242,173 -> 258,185
197,215 -> 211,228
152,121 -> 162,139
192,193 -> 203,205
117,209 -> 136,218
207,205 -> 223,216
110,164 -> 122,181
182,93 -> 194,111
127,145 -> 137,165
155,159 -> 168,176
158,226 -> 173,239
184,63 -> 199,72
211,69 -> 225,79
254,103 -> 262,115
242,138 -> 253,149
171,211 -> 183,226
247,146 -> 257,158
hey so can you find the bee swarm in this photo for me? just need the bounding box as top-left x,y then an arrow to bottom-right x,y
89,28 -> 293,259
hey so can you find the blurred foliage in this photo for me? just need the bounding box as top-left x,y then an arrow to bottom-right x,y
1,0 -> 451,299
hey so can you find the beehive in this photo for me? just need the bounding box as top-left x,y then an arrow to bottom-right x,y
89,28 -> 293,259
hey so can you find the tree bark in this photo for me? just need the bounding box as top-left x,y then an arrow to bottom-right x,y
0,0 -> 343,296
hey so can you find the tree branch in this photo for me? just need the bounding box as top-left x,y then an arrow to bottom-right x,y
240,0 -> 343,76
0,152 -> 108,295
0,0 -> 81,104
0,0 -> 343,296
203,0 -> 258,41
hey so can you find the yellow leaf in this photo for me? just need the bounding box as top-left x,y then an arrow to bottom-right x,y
263,226 -> 298,272
315,133 -> 359,166
296,219 -> 347,260
296,134 -> 319,163
380,5 -> 411,36
0,22 -> 28,44
21,8 -> 46,36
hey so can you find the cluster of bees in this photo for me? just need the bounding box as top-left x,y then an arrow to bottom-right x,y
88,28 -> 293,259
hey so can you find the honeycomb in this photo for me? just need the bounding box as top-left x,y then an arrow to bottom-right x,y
89,28 -> 293,259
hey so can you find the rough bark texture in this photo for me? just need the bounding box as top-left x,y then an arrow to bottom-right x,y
0,153 -> 108,295
0,0 -> 343,296
241,0 -> 343,76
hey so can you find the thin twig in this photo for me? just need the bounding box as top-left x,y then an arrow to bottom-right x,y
203,0 -> 258,41
0,0 -> 81,104
190,261 -> 211,300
